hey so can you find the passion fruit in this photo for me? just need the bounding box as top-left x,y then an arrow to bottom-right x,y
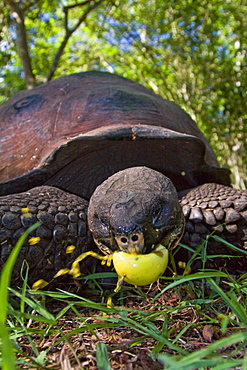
112,244 -> 168,286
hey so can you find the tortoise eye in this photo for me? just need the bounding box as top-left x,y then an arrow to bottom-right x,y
131,234 -> 139,242
152,204 -> 171,227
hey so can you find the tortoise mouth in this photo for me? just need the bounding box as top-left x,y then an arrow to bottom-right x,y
93,215 -> 185,256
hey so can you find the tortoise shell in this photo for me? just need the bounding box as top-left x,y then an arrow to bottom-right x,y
0,71 -> 230,198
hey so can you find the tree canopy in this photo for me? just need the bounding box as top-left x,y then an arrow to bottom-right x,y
1,0 -> 246,188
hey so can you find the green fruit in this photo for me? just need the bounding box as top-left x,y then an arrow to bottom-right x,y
113,244 -> 168,286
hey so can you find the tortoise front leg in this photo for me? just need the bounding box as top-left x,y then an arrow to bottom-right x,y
179,183 -> 247,274
0,186 -> 93,284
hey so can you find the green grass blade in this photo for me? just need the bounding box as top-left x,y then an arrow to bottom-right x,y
243,352 -> 247,370
96,342 -> 111,370
0,222 -> 40,370
179,331 -> 247,366
158,353 -> 182,370
81,272 -> 118,280
7,305 -> 56,325
159,332 -> 247,370
116,315 -> 188,355
210,360 -> 245,370
0,323 -> 15,370
207,278 -> 247,326
9,288 -> 56,321
153,271 -> 228,301
213,235 -> 247,255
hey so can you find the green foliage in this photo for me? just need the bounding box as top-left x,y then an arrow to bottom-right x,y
1,231 -> 247,368
0,222 -> 40,370
0,0 -> 246,187
100,0 -> 247,188
96,342 -> 111,370
2,269 -> 247,368
158,332 -> 247,370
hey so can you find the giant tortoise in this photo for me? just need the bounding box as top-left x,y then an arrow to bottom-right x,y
0,71 -> 247,285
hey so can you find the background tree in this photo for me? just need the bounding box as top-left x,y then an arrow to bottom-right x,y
0,0 -> 246,188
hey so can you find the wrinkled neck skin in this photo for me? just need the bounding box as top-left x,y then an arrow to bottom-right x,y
88,167 -> 185,255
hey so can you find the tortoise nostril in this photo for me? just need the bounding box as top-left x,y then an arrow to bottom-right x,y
120,237 -> 128,244
131,234 -> 139,242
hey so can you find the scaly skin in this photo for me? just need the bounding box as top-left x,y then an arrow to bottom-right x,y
0,186 -> 93,284
179,183 -> 247,273
0,172 -> 247,283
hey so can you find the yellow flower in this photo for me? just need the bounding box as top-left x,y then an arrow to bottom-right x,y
66,245 -> 76,254
28,237 -> 41,245
53,268 -> 70,278
178,261 -> 191,275
178,261 -> 186,269
184,267 -> 191,275
21,207 -> 32,217
69,262 -> 81,278
32,279 -> 49,290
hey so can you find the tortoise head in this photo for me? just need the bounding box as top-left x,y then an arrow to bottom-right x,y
88,166 -> 185,255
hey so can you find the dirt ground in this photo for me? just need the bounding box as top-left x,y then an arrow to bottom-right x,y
15,283 -> 245,370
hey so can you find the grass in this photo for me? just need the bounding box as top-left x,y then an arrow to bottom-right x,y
0,222 -> 40,370
1,231 -> 247,369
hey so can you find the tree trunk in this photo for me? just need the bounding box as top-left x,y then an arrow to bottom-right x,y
4,0 -> 36,89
